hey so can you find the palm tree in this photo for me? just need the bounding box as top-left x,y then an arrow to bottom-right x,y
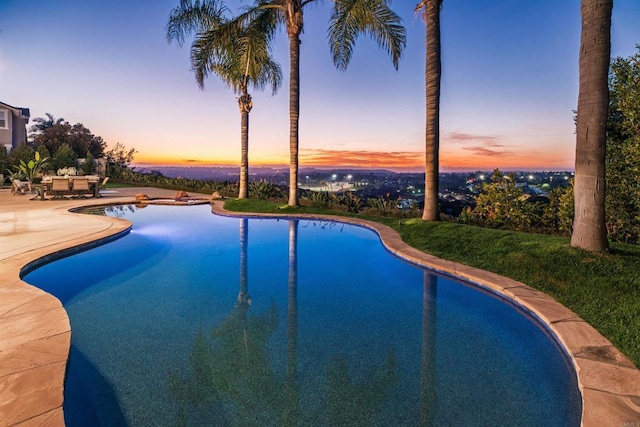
571,0 -> 612,251
232,0 -> 406,206
167,0 -> 282,199
416,0 -> 442,221
29,113 -> 65,136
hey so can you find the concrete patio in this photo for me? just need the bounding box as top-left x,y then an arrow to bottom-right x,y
1,185 -> 639,426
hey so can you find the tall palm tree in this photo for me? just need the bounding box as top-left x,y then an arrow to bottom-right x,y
233,0 -> 406,207
571,0 -> 612,251
416,0 -> 442,221
29,113 -> 65,136
167,0 -> 282,199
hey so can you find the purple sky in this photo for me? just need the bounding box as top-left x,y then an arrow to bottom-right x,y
1,0 -> 638,171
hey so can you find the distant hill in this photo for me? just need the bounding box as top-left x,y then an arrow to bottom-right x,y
132,165 -> 400,180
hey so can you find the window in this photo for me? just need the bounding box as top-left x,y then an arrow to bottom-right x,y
0,110 -> 7,129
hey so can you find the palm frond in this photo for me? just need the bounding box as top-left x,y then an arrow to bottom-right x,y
329,0 -> 406,71
186,1 -> 282,94
166,0 -> 228,46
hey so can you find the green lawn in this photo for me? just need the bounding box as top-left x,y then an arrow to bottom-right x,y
224,198 -> 640,367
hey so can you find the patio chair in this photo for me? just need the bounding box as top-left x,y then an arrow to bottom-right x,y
11,179 -> 31,196
97,176 -> 110,197
72,177 -> 91,198
50,178 -> 71,199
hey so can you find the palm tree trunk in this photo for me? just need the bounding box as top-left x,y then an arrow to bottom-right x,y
238,90 -> 253,199
422,0 -> 442,221
571,0 -> 612,251
288,32 -> 301,207
284,219 -> 299,424
238,218 -> 250,306
420,272 -> 437,426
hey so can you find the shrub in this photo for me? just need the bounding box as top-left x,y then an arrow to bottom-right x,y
459,169 -> 539,231
249,179 -> 283,200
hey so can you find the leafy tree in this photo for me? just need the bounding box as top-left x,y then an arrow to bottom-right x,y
7,142 -> 35,169
605,46 -> 640,243
542,180 -> 574,236
51,143 -> 78,172
105,142 -> 136,178
81,150 -> 97,175
231,0 -> 406,207
30,121 -> 106,159
571,0 -> 612,251
167,0 -> 282,199
417,0 -> 443,221
0,145 -> 10,177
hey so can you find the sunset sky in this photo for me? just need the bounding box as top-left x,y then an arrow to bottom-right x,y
1,0 -> 639,172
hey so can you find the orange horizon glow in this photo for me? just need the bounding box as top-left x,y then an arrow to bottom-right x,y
134,147 -> 574,173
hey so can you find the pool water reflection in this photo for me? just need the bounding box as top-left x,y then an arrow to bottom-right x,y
24,205 -> 581,426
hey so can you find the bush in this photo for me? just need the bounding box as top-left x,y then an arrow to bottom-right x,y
81,151 -> 96,175
249,179 -> 283,200
52,143 -> 77,171
300,190 -> 331,208
459,169 -> 540,231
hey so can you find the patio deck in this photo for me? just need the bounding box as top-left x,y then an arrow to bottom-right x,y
0,185 -> 638,426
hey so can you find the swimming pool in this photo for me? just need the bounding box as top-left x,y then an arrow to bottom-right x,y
24,204 -> 582,426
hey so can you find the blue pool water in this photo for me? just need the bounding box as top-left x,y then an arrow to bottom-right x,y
24,204 -> 581,426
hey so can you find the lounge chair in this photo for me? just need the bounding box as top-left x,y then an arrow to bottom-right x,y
50,178 -> 71,199
11,179 -> 31,196
97,177 -> 110,197
72,178 -> 91,198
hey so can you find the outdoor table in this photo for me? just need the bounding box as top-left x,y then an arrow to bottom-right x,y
29,183 -> 46,201
40,176 -> 101,199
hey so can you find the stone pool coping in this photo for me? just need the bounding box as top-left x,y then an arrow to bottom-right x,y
0,189 -> 638,425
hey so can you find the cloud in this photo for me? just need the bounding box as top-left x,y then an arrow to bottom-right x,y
443,131 -> 515,157
300,148 -> 423,170
446,132 -> 502,145
183,159 -> 204,163
461,145 -> 514,157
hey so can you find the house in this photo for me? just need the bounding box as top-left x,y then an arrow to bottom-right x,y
0,101 -> 30,152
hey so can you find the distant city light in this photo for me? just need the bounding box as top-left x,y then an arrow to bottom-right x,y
528,175 -> 534,180
479,174 -> 485,180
